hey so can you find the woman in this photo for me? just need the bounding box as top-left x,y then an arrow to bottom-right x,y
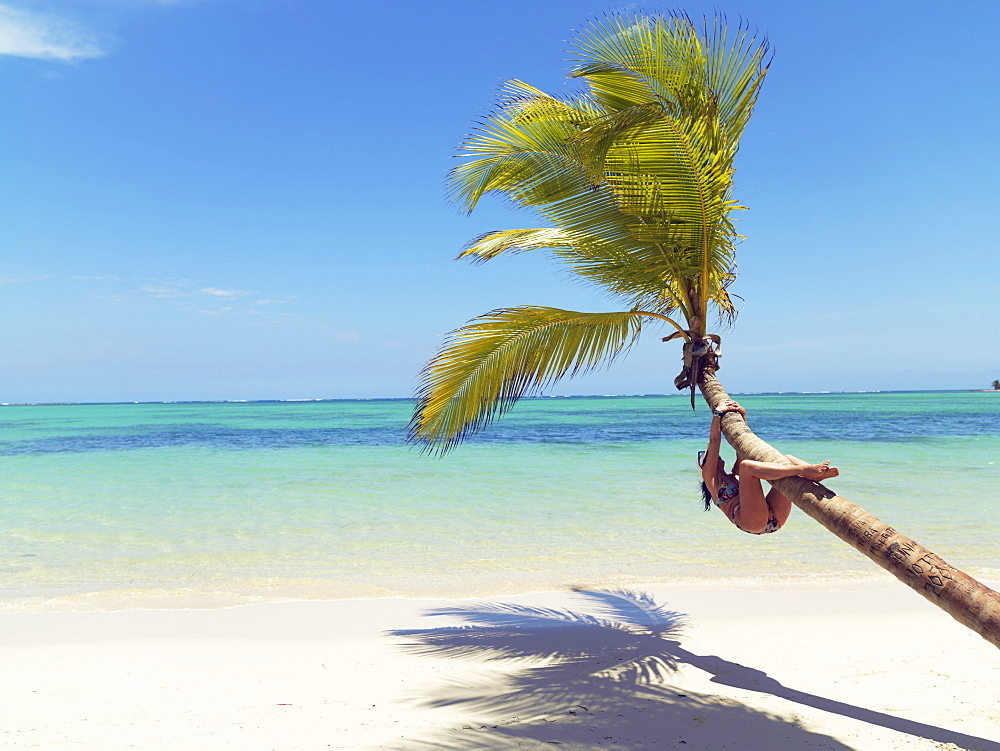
700,399 -> 839,534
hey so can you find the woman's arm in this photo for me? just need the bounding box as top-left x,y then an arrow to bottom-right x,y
701,412 -> 723,489
702,399 -> 745,492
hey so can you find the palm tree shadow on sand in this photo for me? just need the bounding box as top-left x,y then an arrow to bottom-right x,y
388,589 -> 999,750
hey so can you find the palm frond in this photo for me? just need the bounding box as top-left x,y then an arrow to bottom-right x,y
458,227 -> 597,264
457,228 -> 686,314
453,146 -> 686,302
571,12 -> 768,142
409,307 -> 649,452
500,79 -> 604,128
701,15 -> 771,142
571,13 -> 707,116
448,85 -> 602,212
605,119 -> 733,253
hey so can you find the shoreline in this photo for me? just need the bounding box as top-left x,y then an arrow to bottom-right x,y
8,566 -> 1000,613
3,580 -> 999,749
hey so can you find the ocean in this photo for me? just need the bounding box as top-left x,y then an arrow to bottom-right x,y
1,392 -> 998,609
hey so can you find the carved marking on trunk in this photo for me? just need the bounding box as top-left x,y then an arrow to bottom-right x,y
886,541 -> 916,567
867,527 -> 895,555
847,517 -> 868,540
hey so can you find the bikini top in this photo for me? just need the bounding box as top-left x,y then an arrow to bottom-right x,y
716,478 -> 739,505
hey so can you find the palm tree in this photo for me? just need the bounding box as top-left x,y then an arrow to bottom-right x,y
992,380 -> 1000,390
409,12 -> 1000,648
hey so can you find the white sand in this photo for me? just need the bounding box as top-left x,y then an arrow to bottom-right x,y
1,582 -> 999,750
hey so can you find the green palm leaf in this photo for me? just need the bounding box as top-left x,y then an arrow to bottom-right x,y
571,13 -> 769,142
409,307 -> 649,452
458,228 -> 688,314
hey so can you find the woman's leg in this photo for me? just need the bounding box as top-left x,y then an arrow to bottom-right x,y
730,472 -> 771,533
760,455 -> 805,527
739,458 -> 838,482
734,457 -> 839,533
763,486 -> 793,528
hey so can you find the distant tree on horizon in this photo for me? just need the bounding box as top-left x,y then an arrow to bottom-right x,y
992,379 -> 1000,390
409,11 -> 1000,649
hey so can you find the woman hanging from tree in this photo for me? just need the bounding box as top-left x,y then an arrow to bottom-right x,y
700,400 -> 839,534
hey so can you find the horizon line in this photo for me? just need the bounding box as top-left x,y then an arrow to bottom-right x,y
2,388 -> 995,407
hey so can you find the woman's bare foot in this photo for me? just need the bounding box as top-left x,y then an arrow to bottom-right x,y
800,461 -> 839,481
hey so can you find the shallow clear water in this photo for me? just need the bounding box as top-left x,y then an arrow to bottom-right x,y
1,392 -> 998,608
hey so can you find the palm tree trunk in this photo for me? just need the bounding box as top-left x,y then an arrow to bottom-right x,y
699,372 -> 1000,650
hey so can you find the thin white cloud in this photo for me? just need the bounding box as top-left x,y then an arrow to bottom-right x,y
136,282 -> 192,299
83,276 -> 307,323
200,287 -> 251,298
0,4 -> 106,61
134,278 -> 301,318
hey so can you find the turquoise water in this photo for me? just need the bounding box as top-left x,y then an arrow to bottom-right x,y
1,392 -> 998,608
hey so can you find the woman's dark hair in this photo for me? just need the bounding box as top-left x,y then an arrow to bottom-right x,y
700,481 -> 712,511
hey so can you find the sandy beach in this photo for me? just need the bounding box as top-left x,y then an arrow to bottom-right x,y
2,580 -> 998,750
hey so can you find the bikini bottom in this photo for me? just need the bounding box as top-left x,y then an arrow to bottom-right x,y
731,503 -> 781,535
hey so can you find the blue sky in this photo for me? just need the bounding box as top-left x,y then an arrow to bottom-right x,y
1,0 -> 997,402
